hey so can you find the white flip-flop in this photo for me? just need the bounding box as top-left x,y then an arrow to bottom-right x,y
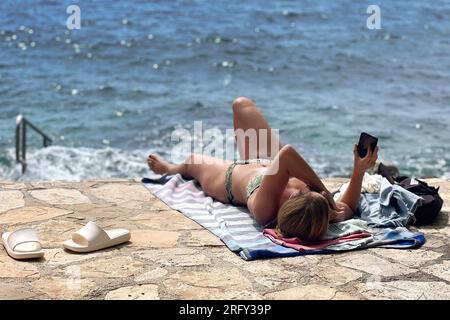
1,228 -> 45,260
63,221 -> 130,253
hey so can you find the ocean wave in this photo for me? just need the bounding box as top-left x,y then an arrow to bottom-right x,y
0,146 -> 150,181
0,143 -> 448,182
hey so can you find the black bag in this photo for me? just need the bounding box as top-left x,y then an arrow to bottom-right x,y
393,176 -> 443,225
377,163 -> 443,225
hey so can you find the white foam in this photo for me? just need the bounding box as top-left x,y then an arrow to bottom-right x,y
0,144 -> 448,181
1,146 -> 152,181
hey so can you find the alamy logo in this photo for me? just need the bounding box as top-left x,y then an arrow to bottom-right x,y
66,5 -> 81,30
366,5 -> 381,30
169,121 -> 281,175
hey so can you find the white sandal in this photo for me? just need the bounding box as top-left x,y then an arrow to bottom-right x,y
63,221 -> 130,253
2,228 -> 45,260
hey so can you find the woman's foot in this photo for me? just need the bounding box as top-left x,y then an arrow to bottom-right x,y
147,154 -> 178,175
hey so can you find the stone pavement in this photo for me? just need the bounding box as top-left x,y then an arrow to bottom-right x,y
0,178 -> 448,300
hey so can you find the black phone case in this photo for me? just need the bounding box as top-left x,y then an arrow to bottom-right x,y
357,132 -> 378,158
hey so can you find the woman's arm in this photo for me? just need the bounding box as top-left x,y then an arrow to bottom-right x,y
275,145 -> 338,210
249,145 -> 333,224
270,145 -> 327,192
333,144 -> 378,220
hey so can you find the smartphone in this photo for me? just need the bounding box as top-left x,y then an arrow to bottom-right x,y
357,132 -> 378,158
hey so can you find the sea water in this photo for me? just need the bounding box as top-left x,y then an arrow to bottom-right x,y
0,0 -> 449,180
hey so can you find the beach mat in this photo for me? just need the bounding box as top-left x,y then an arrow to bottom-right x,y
142,174 -> 425,260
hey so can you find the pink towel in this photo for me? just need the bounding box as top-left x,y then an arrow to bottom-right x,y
263,228 -> 372,251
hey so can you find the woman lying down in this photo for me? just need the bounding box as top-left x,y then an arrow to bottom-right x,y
148,97 -> 378,242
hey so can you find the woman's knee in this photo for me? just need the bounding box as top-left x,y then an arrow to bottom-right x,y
185,153 -> 199,165
232,96 -> 255,113
278,144 -> 295,162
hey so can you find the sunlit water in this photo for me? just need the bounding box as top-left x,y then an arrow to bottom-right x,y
0,0 -> 449,180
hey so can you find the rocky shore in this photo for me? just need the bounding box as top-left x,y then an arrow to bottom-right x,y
0,178 -> 449,300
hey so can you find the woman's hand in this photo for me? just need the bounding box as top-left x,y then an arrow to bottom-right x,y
329,208 -> 346,223
329,202 -> 353,223
337,145 -> 378,215
353,144 -> 378,174
320,190 -> 338,211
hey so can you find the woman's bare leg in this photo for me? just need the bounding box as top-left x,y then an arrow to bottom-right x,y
148,154 -> 229,202
148,154 -> 193,177
232,97 -> 310,188
231,97 -> 283,160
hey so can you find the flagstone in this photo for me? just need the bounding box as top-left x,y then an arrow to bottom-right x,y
0,282 -> 37,299
0,254 -> 40,278
30,188 -> 90,205
370,248 -> 443,268
0,190 -> 25,213
186,230 -> 225,247
134,267 -> 169,283
310,265 -> 363,286
133,248 -> 210,267
0,178 -> 448,300
132,212 -> 202,231
31,277 -> 97,299
89,184 -> 151,209
31,220 -> 81,247
238,260 -> 299,289
148,200 -> 172,211
356,281 -> 450,300
77,255 -> 144,278
422,260 -> 450,282
1,183 -> 27,190
265,284 -> 337,300
130,230 -> 180,248
0,206 -> 72,225
104,284 -> 159,300
163,267 -> 262,299
44,248 -> 107,267
335,253 -> 416,277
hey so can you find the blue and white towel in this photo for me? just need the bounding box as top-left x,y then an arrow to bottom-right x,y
142,174 -> 425,260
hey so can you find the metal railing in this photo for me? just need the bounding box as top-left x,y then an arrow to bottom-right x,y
16,115 -> 52,174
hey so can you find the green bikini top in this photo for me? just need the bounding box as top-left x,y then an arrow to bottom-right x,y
225,158 -> 268,205
234,159 -> 266,200
246,174 -> 264,200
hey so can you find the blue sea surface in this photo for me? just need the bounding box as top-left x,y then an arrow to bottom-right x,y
0,0 -> 449,180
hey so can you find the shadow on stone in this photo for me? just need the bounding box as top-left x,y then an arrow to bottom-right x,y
61,240 -> 132,254
417,209 -> 449,230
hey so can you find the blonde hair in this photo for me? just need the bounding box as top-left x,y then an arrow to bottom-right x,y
276,192 -> 330,242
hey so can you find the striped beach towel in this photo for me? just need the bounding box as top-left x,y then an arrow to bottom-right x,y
142,174 -> 422,260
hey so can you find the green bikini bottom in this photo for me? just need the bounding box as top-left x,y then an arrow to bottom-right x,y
225,159 -> 265,206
